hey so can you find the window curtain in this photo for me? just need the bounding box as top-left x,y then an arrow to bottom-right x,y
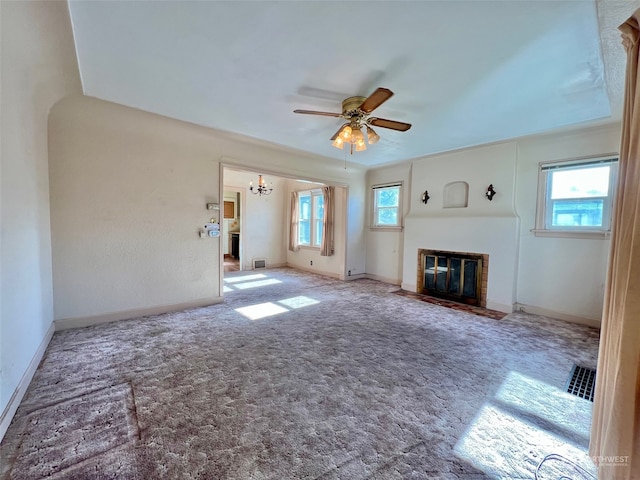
320,186 -> 334,257
590,10 -> 640,480
289,191 -> 299,252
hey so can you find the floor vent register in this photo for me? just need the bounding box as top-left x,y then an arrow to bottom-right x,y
566,365 -> 596,402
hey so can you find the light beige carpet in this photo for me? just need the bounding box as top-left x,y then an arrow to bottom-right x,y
0,268 -> 599,479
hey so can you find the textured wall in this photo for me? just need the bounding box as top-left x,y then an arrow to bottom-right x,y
367,123 -> 621,322
516,124 -> 621,323
49,97 -> 224,320
402,142 -> 519,313
48,96 -> 366,322
0,0 -> 82,428
365,163 -> 412,284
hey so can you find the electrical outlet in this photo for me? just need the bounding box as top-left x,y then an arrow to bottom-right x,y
348,270 -> 351,276
310,260 -> 313,266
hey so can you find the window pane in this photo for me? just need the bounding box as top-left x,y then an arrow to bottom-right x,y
536,159 -> 616,235
314,220 -> 323,246
315,195 -> 324,221
372,185 -> 401,227
377,207 -> 398,225
299,220 -> 310,244
299,195 -> 311,220
551,199 -> 604,227
376,187 -> 399,207
313,195 -> 324,246
551,166 -> 610,199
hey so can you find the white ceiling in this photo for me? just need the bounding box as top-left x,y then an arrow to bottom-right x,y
68,1 -> 639,167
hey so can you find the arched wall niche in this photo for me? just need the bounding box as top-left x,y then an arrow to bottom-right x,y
443,181 -> 469,208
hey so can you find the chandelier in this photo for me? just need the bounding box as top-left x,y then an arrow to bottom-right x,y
250,174 -> 273,196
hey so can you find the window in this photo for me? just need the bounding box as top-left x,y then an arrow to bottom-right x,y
534,156 -> 618,238
372,183 -> 402,229
298,190 -> 324,247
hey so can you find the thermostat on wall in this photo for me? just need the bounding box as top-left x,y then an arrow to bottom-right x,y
206,203 -> 219,210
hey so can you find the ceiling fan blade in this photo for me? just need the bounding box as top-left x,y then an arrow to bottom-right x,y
293,109 -> 342,117
369,117 -> 412,132
358,87 -> 394,113
330,125 -> 346,141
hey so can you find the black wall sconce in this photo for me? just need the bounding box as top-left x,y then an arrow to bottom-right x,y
422,190 -> 430,204
485,184 -> 497,201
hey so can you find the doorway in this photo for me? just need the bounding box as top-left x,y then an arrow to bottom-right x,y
222,188 -> 242,274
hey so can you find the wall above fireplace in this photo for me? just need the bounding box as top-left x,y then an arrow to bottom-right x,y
402,142 -> 519,313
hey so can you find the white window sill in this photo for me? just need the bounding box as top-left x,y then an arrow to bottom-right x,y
297,244 -> 321,250
369,226 -> 404,232
531,229 -> 611,239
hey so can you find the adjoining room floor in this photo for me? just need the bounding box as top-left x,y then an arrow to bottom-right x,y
0,268 -> 600,479
223,254 -> 239,273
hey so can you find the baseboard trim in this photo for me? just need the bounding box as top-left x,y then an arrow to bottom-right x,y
363,273 -> 401,286
0,322 -> 55,442
265,262 -> 287,269
486,301 -> 515,314
54,297 -> 223,331
343,273 -> 367,281
286,263 -> 341,280
515,303 -> 601,329
242,262 -> 287,271
401,282 -> 417,292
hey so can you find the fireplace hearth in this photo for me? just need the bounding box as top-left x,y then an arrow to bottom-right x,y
417,249 -> 488,307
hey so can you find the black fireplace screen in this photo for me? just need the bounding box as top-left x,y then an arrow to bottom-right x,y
421,251 -> 483,306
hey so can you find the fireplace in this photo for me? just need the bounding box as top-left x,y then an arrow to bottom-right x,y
417,249 -> 488,307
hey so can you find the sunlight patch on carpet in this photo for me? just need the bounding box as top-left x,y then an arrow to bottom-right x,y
235,302 -> 289,320
454,371 -> 595,479
232,278 -> 282,290
455,404 -> 594,478
224,273 -> 267,283
11,383 -> 139,478
495,371 -> 592,439
277,295 -> 320,309
235,296 -> 320,320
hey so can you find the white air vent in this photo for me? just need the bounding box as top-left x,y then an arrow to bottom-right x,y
253,259 -> 266,270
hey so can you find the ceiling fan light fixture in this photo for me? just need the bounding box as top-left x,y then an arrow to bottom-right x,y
340,125 -> 352,140
366,126 -> 380,144
350,128 -> 364,145
293,87 -> 411,155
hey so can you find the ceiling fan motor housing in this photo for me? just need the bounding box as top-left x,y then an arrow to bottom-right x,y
342,96 -> 367,116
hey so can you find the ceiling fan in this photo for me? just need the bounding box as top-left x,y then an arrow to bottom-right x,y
294,87 -> 411,154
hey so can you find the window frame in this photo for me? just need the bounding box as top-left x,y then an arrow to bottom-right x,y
297,189 -> 324,248
371,182 -> 403,231
533,155 -> 618,239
